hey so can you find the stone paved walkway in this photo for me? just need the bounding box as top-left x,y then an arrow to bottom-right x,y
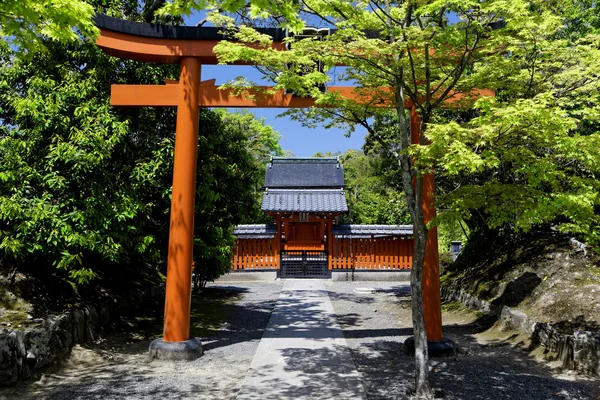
236,279 -> 365,400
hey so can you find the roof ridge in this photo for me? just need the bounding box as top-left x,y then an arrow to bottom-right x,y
270,157 -> 339,163
265,188 -> 344,192
235,224 -> 277,228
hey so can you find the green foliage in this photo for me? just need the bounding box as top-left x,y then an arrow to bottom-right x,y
205,0 -> 600,248
340,150 -> 410,225
216,109 -> 285,165
214,109 -> 284,226
419,23 -> 600,245
0,1 -> 284,289
437,219 -> 468,257
193,110 -> 283,287
208,1 -> 566,238
548,1 -> 600,39
0,0 -> 98,54
116,2 -> 600,254
0,39 -> 147,284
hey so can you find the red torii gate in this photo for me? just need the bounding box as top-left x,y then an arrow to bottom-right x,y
95,15 -> 486,359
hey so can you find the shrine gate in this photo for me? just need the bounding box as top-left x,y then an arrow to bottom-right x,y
93,14 -> 482,359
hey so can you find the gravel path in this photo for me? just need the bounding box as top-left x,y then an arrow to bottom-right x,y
325,281 -> 599,400
1,280 -> 598,400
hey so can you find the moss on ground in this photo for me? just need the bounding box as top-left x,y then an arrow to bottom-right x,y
442,301 -> 488,320
441,301 -> 465,313
0,286 -> 33,327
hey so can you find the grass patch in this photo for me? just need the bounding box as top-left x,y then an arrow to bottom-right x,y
441,301 -> 466,312
122,315 -> 163,342
442,300 -> 488,319
573,276 -> 599,286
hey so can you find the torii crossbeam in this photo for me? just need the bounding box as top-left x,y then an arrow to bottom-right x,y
95,14 -> 489,359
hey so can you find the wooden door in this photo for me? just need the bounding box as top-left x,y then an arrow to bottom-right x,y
284,222 -> 325,251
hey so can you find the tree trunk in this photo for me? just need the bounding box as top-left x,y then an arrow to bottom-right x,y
411,185 -> 433,398
390,71 -> 434,398
143,0 -> 166,22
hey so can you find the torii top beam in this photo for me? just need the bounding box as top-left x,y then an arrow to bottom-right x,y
95,15 -> 491,109
95,14 -> 288,64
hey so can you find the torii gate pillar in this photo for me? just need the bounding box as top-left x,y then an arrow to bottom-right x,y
149,57 -> 203,359
164,57 -> 200,342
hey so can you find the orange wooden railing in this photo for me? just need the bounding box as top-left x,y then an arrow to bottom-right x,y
232,237 -> 279,270
330,236 -> 413,270
232,235 -> 413,270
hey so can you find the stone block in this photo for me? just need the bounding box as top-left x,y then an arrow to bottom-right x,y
148,338 -> 203,361
84,306 -> 99,343
331,270 -> 410,282
99,304 -> 111,326
72,310 -> 85,344
216,271 -> 278,282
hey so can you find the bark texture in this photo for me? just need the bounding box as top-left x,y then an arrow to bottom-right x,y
391,74 -> 433,398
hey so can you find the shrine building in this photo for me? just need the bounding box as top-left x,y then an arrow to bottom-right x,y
230,157 -> 414,280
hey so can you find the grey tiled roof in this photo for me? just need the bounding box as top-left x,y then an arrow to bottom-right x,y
261,189 -> 348,213
265,157 -> 344,188
233,224 -> 277,238
331,224 -> 413,237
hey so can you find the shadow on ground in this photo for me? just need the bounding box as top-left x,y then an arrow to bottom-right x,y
237,345 -> 364,399
330,288 -> 598,400
0,284 -> 278,400
1,283 -> 597,400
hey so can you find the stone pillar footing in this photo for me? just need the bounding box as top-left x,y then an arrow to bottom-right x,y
404,336 -> 456,357
149,338 -> 203,361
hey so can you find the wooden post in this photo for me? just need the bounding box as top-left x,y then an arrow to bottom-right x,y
375,236 -> 380,269
233,240 -> 238,270
274,215 -> 280,269
402,239 -> 406,269
410,106 -> 443,342
163,57 -> 201,343
327,216 -> 333,270
395,239 -> 399,269
385,238 -> 390,269
258,239 -> 263,269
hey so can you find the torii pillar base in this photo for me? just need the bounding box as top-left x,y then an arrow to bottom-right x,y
149,338 -> 203,361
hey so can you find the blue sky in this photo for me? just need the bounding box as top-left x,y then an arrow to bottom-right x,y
199,65 -> 366,156
183,14 -> 367,157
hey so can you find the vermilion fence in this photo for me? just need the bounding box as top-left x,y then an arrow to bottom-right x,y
231,237 -> 278,270
330,236 -> 413,270
232,235 -> 413,270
